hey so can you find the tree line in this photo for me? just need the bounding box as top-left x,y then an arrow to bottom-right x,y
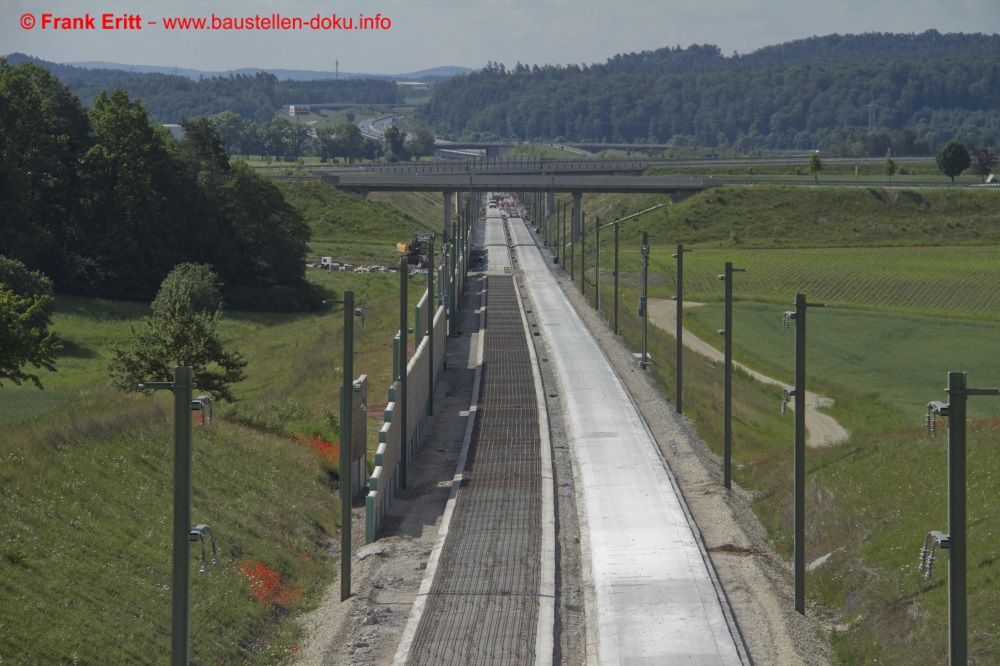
208,111 -> 385,163
417,31 -> 1000,155
0,58 -> 316,312
4,53 -> 401,122
206,111 -> 435,163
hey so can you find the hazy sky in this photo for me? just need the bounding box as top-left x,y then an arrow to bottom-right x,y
3,0 -> 998,74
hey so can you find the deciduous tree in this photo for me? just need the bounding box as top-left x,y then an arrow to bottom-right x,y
0,59 -> 88,284
405,128 -> 436,160
884,156 -> 898,185
108,264 -> 246,402
0,257 -> 59,388
383,124 -> 406,162
936,140 -> 971,182
333,122 -> 364,163
969,148 -> 998,182
808,152 -> 822,181
80,89 -> 178,298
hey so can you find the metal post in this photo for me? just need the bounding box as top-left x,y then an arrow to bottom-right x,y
399,256 -> 408,488
442,234 -> 450,338
427,242 -> 435,417
947,371 -> 968,666
923,375 -> 1000,664
561,201 -> 567,270
572,192 -> 581,243
793,293 -> 806,615
640,232 -> 649,369
672,245 -> 693,413
171,366 -> 193,666
613,220 -> 619,335
571,211 -> 576,282
138,369 -> 197,666
720,262 -> 746,490
559,203 -> 564,266
562,203 -> 567,268
450,228 -> 457,336
552,199 -> 557,256
340,291 -> 354,602
562,203 -> 566,270
581,212 -> 586,295
785,293 -> 824,614
595,216 -> 601,311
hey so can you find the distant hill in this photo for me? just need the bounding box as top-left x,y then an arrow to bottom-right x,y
60,60 -> 470,82
2,53 -> 411,121
417,30 -> 1000,156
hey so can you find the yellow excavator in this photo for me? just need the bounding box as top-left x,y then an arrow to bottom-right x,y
396,233 -> 435,267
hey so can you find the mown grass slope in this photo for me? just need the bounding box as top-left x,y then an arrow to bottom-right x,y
277,182 -> 444,266
568,185 -> 1000,248
0,181 -> 433,664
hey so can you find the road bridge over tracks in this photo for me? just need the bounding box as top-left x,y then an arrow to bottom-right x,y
320,172 -> 715,196
320,172 -> 715,243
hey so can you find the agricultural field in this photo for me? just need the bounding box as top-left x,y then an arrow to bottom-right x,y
686,302 -> 1000,424
568,185 -> 1000,249
647,157 -> 979,183
673,245 -> 1000,321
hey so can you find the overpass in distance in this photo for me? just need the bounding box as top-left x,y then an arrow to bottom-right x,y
319,172 -> 715,239
319,172 -> 718,196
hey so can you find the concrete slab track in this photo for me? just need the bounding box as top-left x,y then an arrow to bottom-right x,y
395,210 -> 554,665
396,209 -> 743,665
511,216 -> 744,665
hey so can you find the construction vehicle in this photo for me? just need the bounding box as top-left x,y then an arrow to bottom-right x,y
396,233 -> 435,267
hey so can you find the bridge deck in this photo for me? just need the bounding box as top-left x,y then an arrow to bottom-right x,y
321,173 -> 716,194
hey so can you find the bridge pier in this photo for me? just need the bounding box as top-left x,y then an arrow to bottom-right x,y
485,145 -> 515,159
670,189 -> 699,203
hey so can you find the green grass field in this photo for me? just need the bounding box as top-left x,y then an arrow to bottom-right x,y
647,158 -> 968,180
654,245 -> 1000,321
686,302 -> 1000,424
554,186 -> 1000,250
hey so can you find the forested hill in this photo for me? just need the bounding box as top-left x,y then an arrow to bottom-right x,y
3,53 -> 400,122
417,31 -> 1000,155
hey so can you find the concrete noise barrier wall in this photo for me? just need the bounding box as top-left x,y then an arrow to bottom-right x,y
340,375 -> 368,499
366,288 -> 448,543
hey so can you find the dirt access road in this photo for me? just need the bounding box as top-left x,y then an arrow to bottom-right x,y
647,299 -> 849,448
